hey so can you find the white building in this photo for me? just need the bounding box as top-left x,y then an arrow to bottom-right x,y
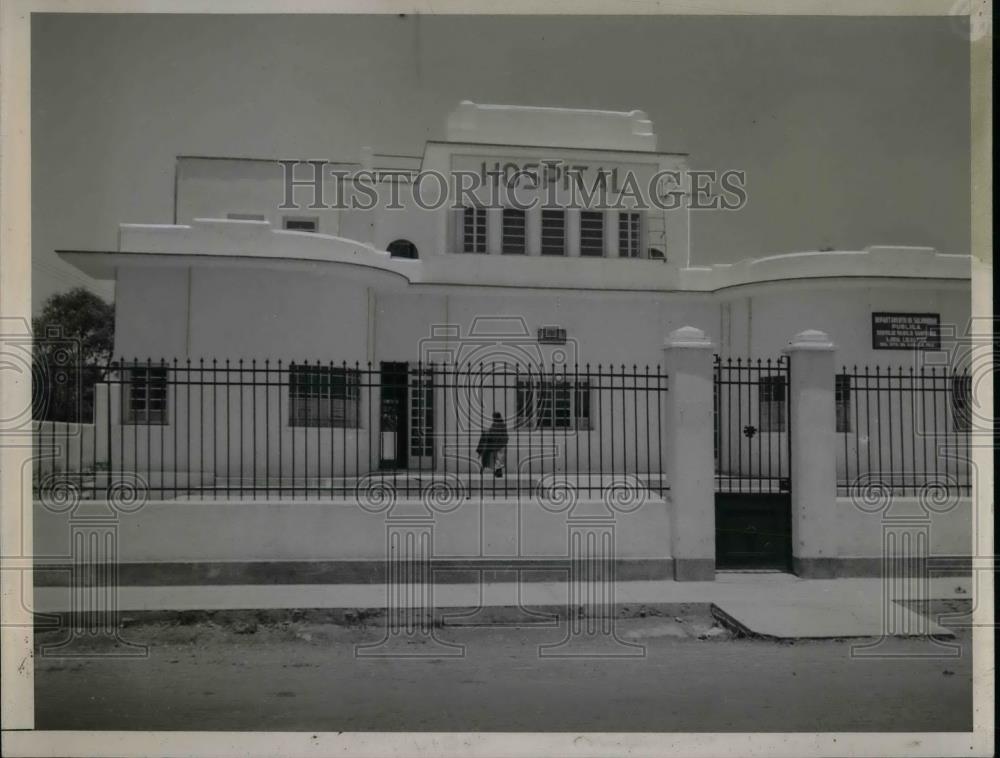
58,101 -> 968,361
48,101 -> 973,578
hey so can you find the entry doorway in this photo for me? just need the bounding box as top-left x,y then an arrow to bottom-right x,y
408,368 -> 434,470
715,493 -> 792,571
380,363 -> 409,470
379,362 -> 435,471
713,354 -> 793,571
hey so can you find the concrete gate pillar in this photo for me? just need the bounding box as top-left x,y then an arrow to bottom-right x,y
662,326 -> 716,581
783,329 -> 839,577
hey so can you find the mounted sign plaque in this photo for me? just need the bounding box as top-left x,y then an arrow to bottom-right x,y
871,312 -> 941,350
537,326 -> 567,345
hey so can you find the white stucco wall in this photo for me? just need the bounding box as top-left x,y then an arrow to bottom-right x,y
96,250 -> 971,489
34,496 -> 673,562
107,253 -> 970,371
719,278 -> 971,366
824,496 -> 972,561
174,124 -> 693,267
175,157 -> 354,237
31,494 -> 971,566
114,266 -> 190,357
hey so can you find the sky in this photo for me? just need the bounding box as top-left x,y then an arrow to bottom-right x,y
31,13 -> 970,310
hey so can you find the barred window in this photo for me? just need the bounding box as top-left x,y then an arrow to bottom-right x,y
502,208 -> 526,254
580,211 -> 605,257
463,206 -> 487,253
409,371 -> 434,457
835,374 -> 852,433
951,375 -> 971,433
618,211 -> 641,257
516,379 -> 590,430
541,209 -> 566,255
758,375 -> 786,432
289,365 -> 360,428
124,366 -> 168,425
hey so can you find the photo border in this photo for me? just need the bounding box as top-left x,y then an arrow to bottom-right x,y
1,1 -> 992,755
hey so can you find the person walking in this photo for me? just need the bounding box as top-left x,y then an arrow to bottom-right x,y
476,412 -> 509,478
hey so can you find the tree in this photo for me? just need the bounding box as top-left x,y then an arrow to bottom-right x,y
33,287 -> 115,422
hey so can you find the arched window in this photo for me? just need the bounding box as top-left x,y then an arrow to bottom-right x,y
387,239 -> 419,259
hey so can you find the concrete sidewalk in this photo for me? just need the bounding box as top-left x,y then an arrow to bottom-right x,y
33,572 -> 974,639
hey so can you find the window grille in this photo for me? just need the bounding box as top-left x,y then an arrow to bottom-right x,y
410,371 -> 434,457
758,375 -> 787,432
516,378 -> 591,430
580,211 -> 604,256
289,365 -> 360,428
618,211 -> 641,257
502,208 -> 526,254
124,366 -> 168,425
836,374 -> 852,433
541,209 -> 566,255
463,206 -> 487,253
387,239 -> 419,259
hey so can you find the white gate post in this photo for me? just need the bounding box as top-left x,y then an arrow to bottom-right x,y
783,329 -> 838,577
662,326 -> 716,581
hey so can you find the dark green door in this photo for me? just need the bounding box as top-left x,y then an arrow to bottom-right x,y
715,493 -> 792,570
379,362 -> 408,470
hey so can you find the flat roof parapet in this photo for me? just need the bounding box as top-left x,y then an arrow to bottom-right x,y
682,246 -> 970,290
445,101 -> 657,152
62,221 -> 970,293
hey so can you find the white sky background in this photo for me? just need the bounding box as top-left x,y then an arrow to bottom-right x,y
30,13 -> 970,310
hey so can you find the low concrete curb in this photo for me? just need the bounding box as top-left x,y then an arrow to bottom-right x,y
709,602 -> 957,640
39,601 -> 714,630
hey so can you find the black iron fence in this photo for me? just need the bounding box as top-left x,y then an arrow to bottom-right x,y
713,356 -> 791,494
33,358 -> 669,501
836,365 -> 972,496
32,361 -> 105,424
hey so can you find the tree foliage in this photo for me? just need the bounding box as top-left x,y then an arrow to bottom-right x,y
33,287 -> 115,422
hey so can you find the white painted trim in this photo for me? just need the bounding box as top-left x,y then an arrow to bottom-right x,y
663,325 -> 715,350
58,218 -> 972,295
783,329 -> 837,352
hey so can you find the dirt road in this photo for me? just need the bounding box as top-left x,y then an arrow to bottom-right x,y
34,607 -> 971,732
